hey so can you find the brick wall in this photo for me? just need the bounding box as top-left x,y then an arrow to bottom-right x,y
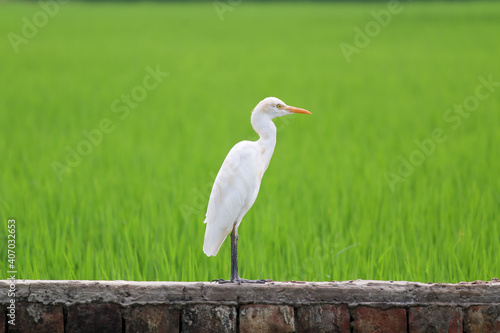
1,279 -> 499,332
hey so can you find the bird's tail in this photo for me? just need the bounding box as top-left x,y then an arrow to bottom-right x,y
203,222 -> 231,257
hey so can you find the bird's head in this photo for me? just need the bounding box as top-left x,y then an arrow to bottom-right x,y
254,97 -> 311,118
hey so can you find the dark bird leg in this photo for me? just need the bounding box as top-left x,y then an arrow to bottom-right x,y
230,226 -> 239,282
212,224 -> 272,284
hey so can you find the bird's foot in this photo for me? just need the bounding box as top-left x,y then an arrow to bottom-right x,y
235,278 -> 273,284
210,279 -> 233,284
210,278 -> 273,284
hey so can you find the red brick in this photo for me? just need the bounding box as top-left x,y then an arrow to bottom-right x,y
66,303 -> 122,333
409,306 -> 463,333
0,306 -> 5,333
353,306 -> 407,333
240,304 -> 295,333
182,304 -> 236,333
466,305 -> 500,333
8,303 -> 63,333
124,305 -> 180,333
297,304 -> 350,333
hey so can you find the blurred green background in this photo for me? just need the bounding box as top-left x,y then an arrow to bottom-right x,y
0,1 -> 499,282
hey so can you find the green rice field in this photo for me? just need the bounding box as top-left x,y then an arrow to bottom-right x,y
0,1 -> 499,283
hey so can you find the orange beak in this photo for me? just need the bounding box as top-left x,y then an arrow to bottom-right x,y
285,106 -> 312,115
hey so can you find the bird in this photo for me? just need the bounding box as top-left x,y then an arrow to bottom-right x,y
203,97 -> 311,283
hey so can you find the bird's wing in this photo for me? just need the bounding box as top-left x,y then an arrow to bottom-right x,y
203,141 -> 262,256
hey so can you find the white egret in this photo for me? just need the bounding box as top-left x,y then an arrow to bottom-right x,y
203,97 -> 311,283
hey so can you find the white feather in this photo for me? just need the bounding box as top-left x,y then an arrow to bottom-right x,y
203,141 -> 263,256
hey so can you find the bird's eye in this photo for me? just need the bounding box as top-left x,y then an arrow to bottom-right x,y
276,104 -> 282,109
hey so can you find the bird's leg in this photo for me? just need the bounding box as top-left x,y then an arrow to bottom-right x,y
230,226 -> 239,282
213,225 -> 272,284
211,226 -> 239,284
212,225 -> 272,284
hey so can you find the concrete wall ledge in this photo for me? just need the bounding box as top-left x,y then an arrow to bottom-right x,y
1,279 -> 499,332
1,279 -> 499,307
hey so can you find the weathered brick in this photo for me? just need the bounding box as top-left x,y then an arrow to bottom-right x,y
7,302 -> 64,333
0,306 -> 5,333
182,304 -> 236,333
466,305 -> 500,333
66,303 -> 122,333
124,305 -> 179,333
240,304 -> 295,333
353,306 -> 407,333
409,306 -> 463,333
297,304 -> 350,333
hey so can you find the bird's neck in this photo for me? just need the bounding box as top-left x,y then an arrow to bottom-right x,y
251,111 -> 276,140
251,111 -> 277,161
